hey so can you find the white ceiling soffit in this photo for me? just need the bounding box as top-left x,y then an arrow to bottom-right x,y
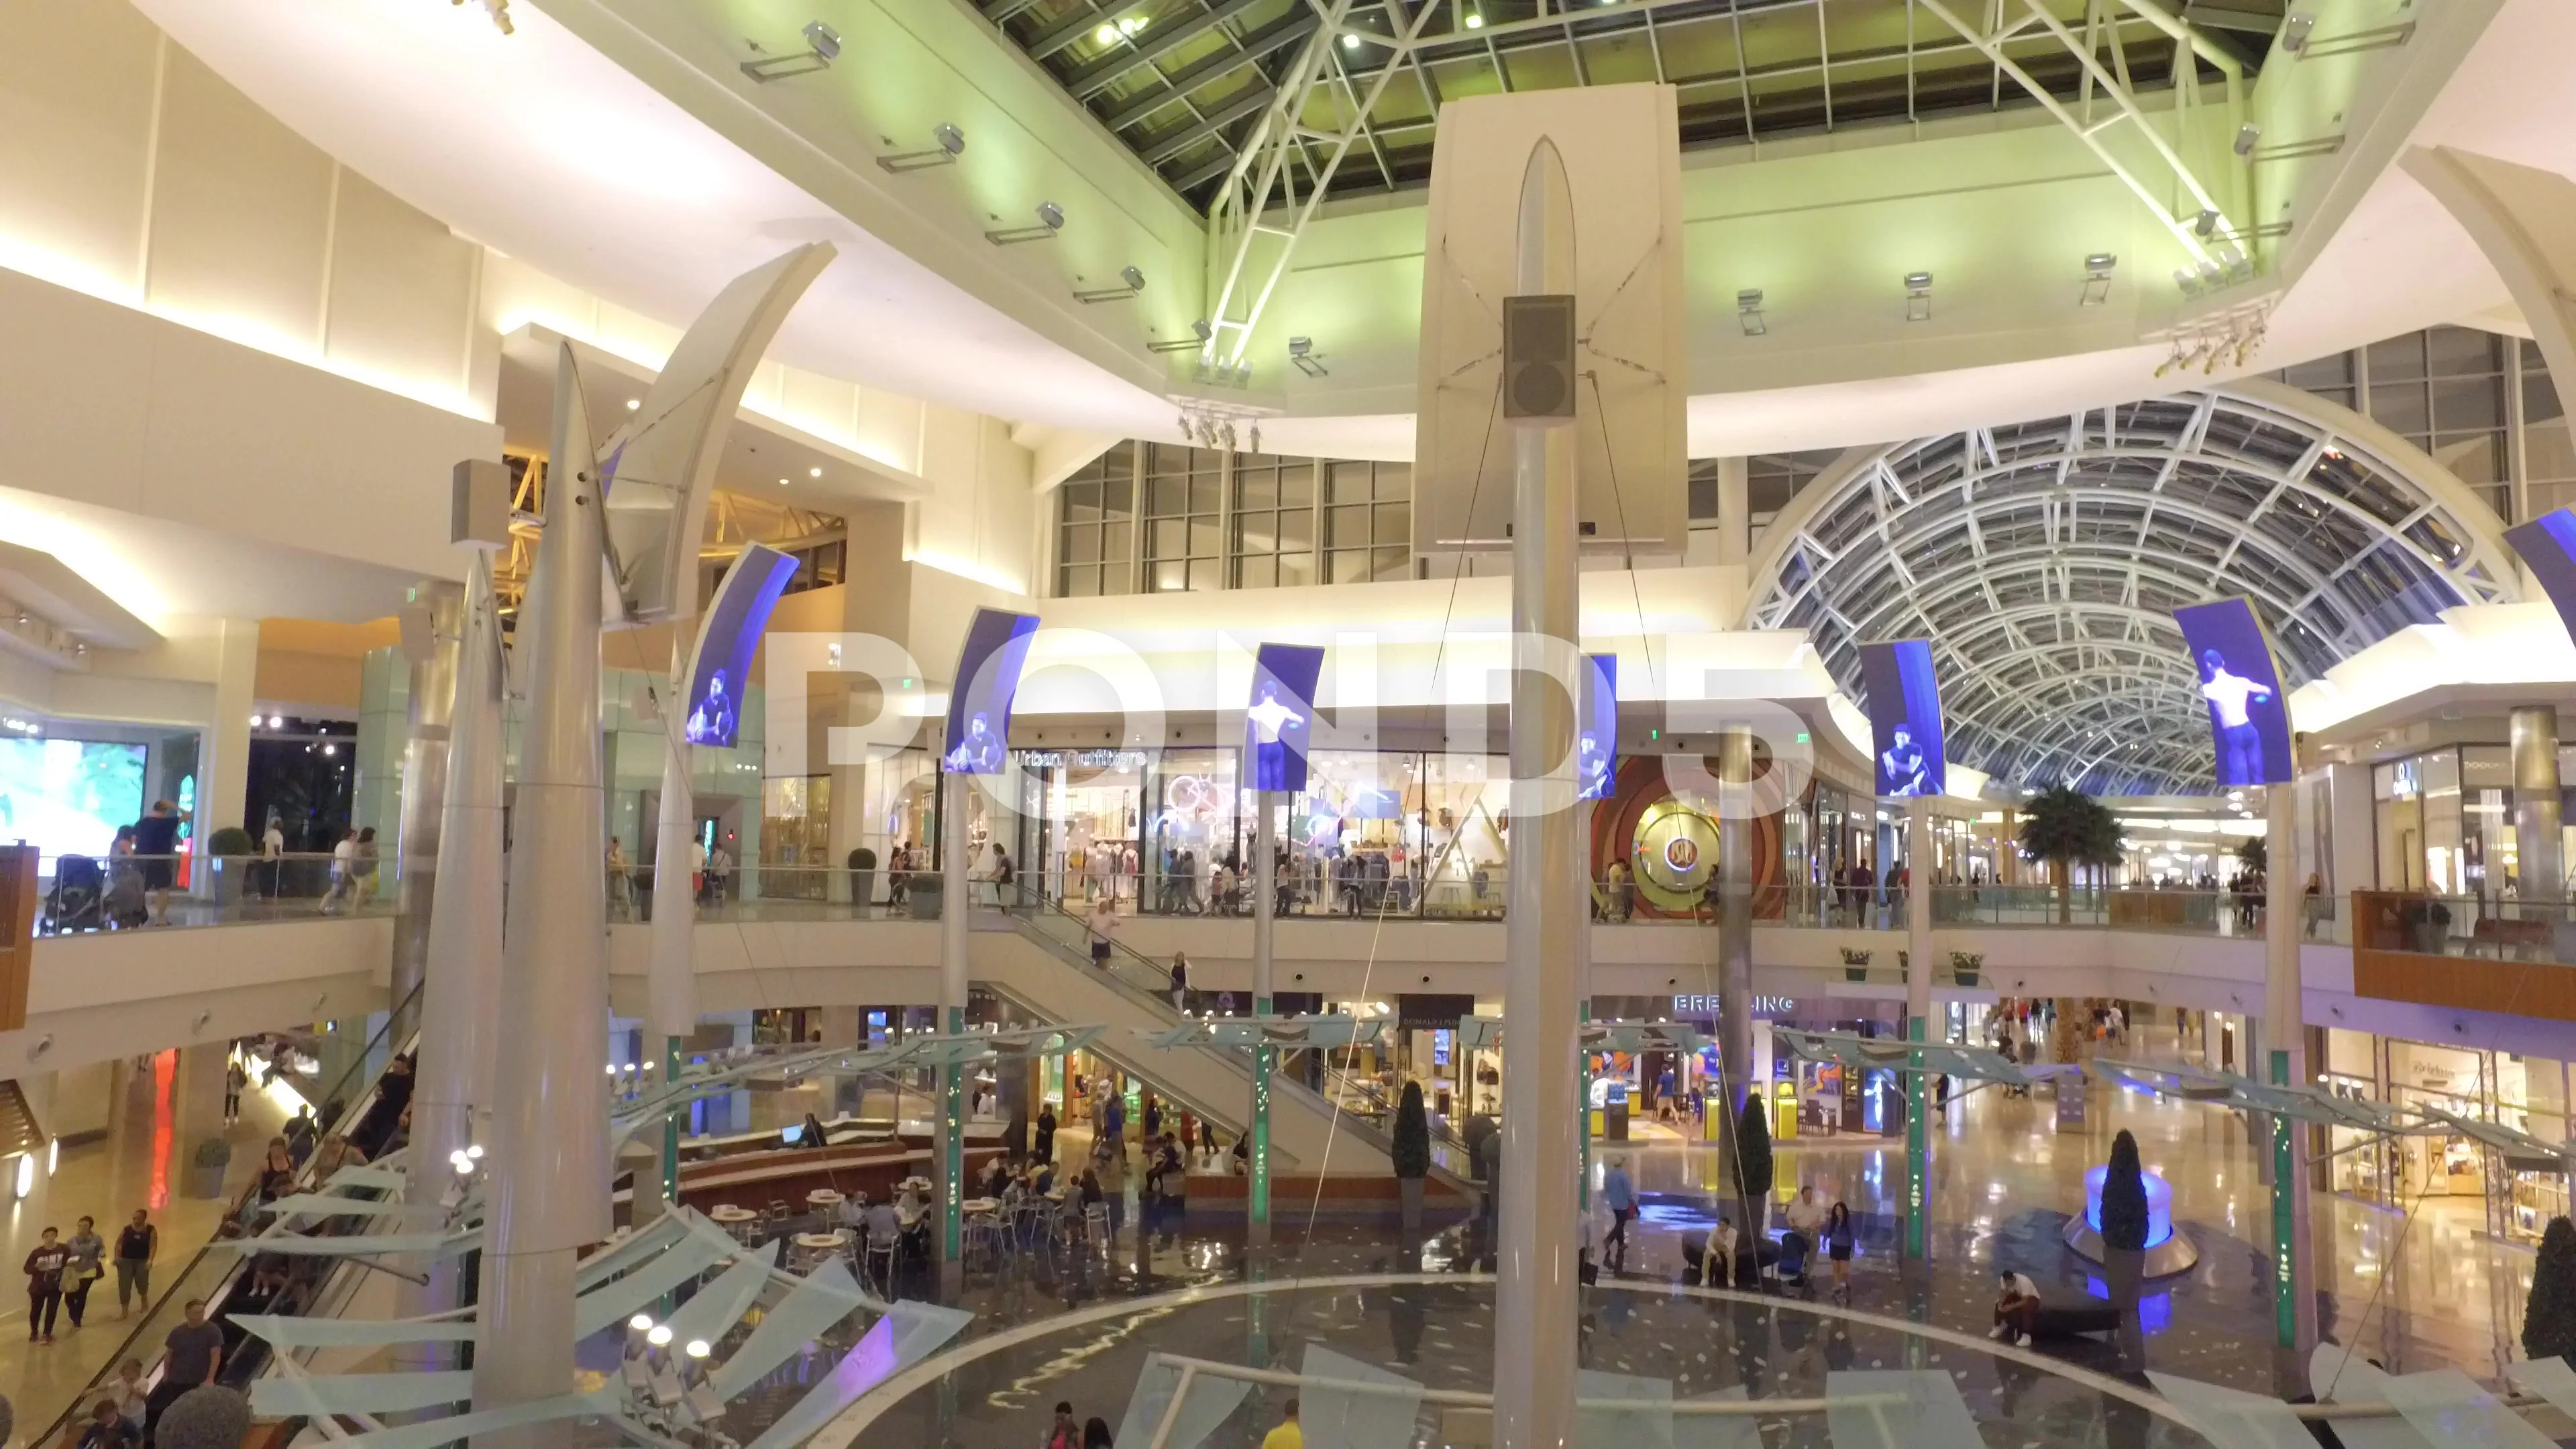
129,0 -> 1177,440
133,0 -> 2567,462
0,539 -> 159,651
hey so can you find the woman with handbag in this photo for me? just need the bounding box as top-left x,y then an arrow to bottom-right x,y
64,1215 -> 107,1328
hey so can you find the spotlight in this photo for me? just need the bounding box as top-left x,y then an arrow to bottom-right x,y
1288,336 -> 1328,378
985,202 -> 1066,245
1736,288 -> 1766,336
1073,266 -> 1148,303
2233,123 -> 2261,157
625,398 -> 640,411
2281,12 -> 2315,54
2194,209 -> 2220,239
810,467 -> 822,477
1465,10 -> 1484,27
1147,318 -> 1215,354
1342,32 -> 1360,48
685,1340 -> 712,1359
268,715 -> 283,729
647,1324 -> 674,1348
741,20 -> 841,82
879,123 -> 967,173
630,1314 -> 655,1334
1902,272 -> 1933,323
2080,254 -> 2114,306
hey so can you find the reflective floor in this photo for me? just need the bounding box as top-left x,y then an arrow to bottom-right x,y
808,1025 -> 2537,1445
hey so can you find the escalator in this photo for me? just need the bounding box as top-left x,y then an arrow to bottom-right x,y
984,896 -> 1477,1199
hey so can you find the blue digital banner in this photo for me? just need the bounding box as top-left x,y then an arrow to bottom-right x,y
942,608 -> 1040,775
1858,639 -> 1945,798
1578,652 -> 1617,801
1245,643 -> 1326,793
681,543 -> 800,748
2173,598 -> 2294,787
2508,508 -> 2576,641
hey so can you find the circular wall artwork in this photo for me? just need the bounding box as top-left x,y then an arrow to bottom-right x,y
1663,837 -> 1700,873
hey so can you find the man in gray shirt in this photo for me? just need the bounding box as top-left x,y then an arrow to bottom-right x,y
145,1299 -> 223,1437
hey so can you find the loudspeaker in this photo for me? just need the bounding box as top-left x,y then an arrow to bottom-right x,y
451,458 -> 511,547
1501,294 -> 1576,423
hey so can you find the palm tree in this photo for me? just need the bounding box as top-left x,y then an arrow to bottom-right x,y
2017,786 -> 2123,923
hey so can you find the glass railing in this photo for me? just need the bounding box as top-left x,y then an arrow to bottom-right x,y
33,985 -> 423,1447
2351,891 -> 2576,962
28,851 -> 399,932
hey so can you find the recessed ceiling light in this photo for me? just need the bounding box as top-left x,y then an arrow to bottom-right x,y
1464,11 -> 1483,26
778,477 -> 790,486
626,398 -> 640,410
809,467 -> 822,478
1342,32 -> 1359,47
1094,23 -> 1116,43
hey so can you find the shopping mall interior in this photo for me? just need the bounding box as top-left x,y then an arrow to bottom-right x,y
10,1 -> 2576,1446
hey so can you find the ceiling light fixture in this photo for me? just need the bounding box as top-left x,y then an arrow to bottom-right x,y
625,398 -> 640,411
2280,12 -> 2316,54
1074,266 -> 1148,303
879,123 -> 967,173
1148,319 -> 1214,354
2080,254 -> 2115,306
809,467 -> 822,478
1902,272 -> 1933,323
777,477 -> 790,486
741,21 -> 841,83
985,201 -> 1065,245
2233,123 -> 2261,158
1736,288 -> 1767,336
1464,11 -> 1484,28
1287,335 -> 1328,378
1342,32 -> 1360,48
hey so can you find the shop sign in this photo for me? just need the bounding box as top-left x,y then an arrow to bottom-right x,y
1670,994 -> 1799,1018
1016,748 -> 1152,771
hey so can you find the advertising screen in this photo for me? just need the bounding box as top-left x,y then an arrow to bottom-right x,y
2508,508 -> 2576,640
681,543 -> 801,748
1578,652 -> 1618,801
0,737 -> 146,859
1244,643 -> 1326,793
2173,597 -> 2294,787
1858,639 -> 1946,798
942,608 -> 1040,774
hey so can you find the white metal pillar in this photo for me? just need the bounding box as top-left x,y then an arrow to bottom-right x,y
1250,789 -> 1277,1246
936,769 -> 970,1296
2263,782 -> 2314,1351
1715,726 -> 1755,1239
389,582 -> 461,1039
2514,706 -> 2563,908
1903,796 -> 1934,1259
1493,140 -> 1581,1449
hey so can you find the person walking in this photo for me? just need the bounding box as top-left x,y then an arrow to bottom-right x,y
323,828 -> 358,913
143,1299 -> 224,1438
1261,1398 -> 1303,1449
1084,1416 -> 1116,1448
133,800 -> 186,926
1824,1201 -> 1856,1295
113,1210 -> 156,1317
1088,893 -> 1118,968
1042,1401 -> 1080,1449
259,813 -> 286,904
1600,1155 -> 1635,1271
64,1216 -> 105,1328
352,825 -> 378,904
1168,951 -> 1189,1014
606,837 -> 632,920
1032,1102 -> 1057,1168
1782,1186 -> 1825,1284
25,1226 -> 68,1344
223,1056 -> 248,1125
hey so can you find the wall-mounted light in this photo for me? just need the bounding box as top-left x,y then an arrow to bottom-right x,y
1736,288 -> 1766,336
2280,12 -> 2315,54
1148,319 -> 1214,354
2080,254 -> 2115,306
1287,336 -> 1328,378
1074,266 -> 1147,304
985,202 -> 1065,246
2194,209 -> 2221,239
1902,272 -> 1933,322
2233,123 -> 2261,158
879,124 -> 967,174
741,21 -> 841,82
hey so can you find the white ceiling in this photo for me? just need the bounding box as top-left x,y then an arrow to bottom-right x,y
128,0 -> 2571,465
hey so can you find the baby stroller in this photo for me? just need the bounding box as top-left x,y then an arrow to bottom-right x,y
41,854 -> 105,934
104,865 -> 148,929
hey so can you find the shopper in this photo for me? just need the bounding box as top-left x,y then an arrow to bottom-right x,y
260,813 -> 286,902
352,825 -> 379,903
1042,1401 -> 1080,1449
1260,1398 -> 1303,1449
144,1300 -> 224,1438
323,828 -> 358,913
74,1397 -> 130,1449
24,1226 -> 68,1344
114,1210 -> 157,1316
1990,1269 -> 2041,1347
109,1358 -> 147,1433
1782,1186 -> 1825,1283
1169,952 -> 1189,1014
606,837 -> 632,920
284,1106 -> 319,1169
1599,1155 -> 1636,1271
223,1056 -> 248,1124
1824,1201 -> 1856,1294
1032,1102 -> 1057,1167
1088,893 -> 1119,968
133,800 -> 186,927
1084,1416 -> 1115,1448
64,1215 -> 105,1328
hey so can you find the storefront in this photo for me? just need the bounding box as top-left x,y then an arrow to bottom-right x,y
2316,1026 -> 2574,1246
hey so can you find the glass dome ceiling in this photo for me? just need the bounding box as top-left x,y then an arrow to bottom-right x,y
1743,381 -> 2522,795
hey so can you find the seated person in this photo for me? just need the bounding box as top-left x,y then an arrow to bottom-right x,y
1990,1270 -> 2041,1347
1701,1216 -> 1742,1287
1232,1136 -> 1250,1175
978,1155 -> 1009,1197
835,1193 -> 867,1232
1033,1163 -> 1056,1196
798,1114 -> 829,1149
863,1196 -> 902,1243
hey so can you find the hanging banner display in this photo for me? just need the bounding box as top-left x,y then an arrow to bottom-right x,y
1578,652 -> 1618,801
1245,643 -> 1326,793
2172,598 -> 2294,787
1858,639 -> 1946,798
941,608 -> 1040,775
678,543 -> 802,748
2507,507 -> 2576,639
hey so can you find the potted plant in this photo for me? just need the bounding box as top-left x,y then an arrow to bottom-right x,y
908,872 -> 943,920
1393,1079 -> 1432,1235
2525,1216 -> 2576,1365
2017,786 -> 2123,924
847,846 -> 877,919
1838,947 -> 1872,983
205,826 -> 256,908
2100,1128 -> 2150,1366
1949,951 -> 1984,988
189,1136 -> 231,1200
